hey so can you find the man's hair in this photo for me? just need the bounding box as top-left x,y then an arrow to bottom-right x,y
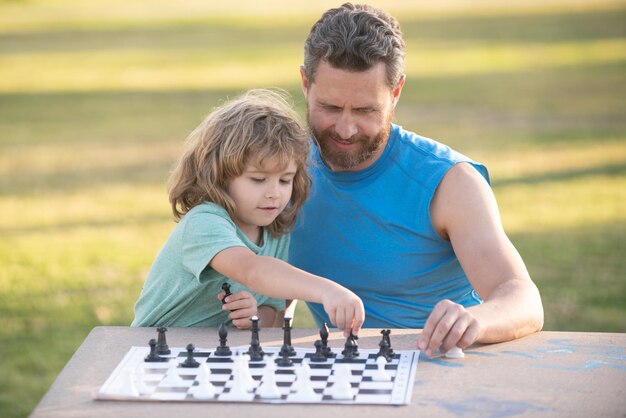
168,89 -> 311,237
303,2 -> 405,88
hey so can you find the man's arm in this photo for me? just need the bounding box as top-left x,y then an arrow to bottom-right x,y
418,163 -> 544,357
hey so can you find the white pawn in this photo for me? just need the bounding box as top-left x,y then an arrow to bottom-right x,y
445,346 -> 465,359
161,359 -> 185,385
118,368 -> 139,397
190,363 -> 215,400
329,364 -> 354,400
371,355 -> 391,382
290,360 -> 318,402
257,356 -> 281,399
134,364 -> 154,395
236,353 -> 256,392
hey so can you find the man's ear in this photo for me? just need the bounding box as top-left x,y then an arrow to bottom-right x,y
300,65 -> 310,97
392,74 -> 405,107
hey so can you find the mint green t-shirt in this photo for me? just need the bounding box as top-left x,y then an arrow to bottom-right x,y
132,202 -> 287,327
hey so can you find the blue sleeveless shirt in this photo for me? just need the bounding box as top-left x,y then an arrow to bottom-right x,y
289,124 -> 490,328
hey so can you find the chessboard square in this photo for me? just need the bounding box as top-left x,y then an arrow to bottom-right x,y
157,379 -> 194,388
274,374 -> 296,383
358,381 -> 394,390
207,373 -> 231,383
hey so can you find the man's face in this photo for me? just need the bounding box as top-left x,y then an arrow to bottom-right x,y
301,60 -> 404,171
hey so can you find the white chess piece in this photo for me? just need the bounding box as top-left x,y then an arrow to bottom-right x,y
371,355 -> 391,382
289,360 -> 319,402
445,346 -> 465,359
257,356 -> 281,399
220,354 -> 254,401
118,368 -> 139,397
190,363 -> 215,400
134,364 -> 154,395
161,359 -> 185,385
329,364 -> 354,400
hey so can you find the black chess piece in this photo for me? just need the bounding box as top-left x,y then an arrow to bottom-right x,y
144,338 -> 167,362
181,343 -> 200,368
275,348 -> 294,367
382,329 -> 395,357
156,326 -> 171,355
320,322 -> 336,358
279,316 -> 296,357
214,322 -> 232,356
342,331 -> 359,359
310,340 -> 327,362
221,282 -> 232,304
377,338 -> 393,362
246,316 -> 265,361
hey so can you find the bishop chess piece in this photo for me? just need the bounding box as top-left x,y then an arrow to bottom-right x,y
279,316 -> 296,357
320,322 -> 336,358
181,343 -> 200,368
156,327 -> 171,355
144,338 -> 167,362
214,322 -> 232,356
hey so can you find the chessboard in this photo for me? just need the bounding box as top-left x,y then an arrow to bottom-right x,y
96,320 -> 419,405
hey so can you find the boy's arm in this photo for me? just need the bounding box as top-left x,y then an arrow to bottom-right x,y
210,247 -> 364,335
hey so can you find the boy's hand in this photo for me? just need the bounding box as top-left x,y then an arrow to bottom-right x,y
218,290 -> 258,329
321,287 -> 365,337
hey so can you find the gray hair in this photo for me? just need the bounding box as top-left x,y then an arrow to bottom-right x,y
303,3 -> 405,88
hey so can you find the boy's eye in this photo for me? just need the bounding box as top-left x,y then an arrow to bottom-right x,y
251,177 -> 265,183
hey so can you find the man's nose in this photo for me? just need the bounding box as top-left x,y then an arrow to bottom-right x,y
335,111 -> 358,140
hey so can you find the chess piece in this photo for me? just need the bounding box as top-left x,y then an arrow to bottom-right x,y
190,363 -> 215,399
181,343 -> 200,368
377,338 -> 393,362
371,355 -> 391,381
214,323 -> 232,356
161,359 -> 185,385
289,360 -> 319,402
276,347 -> 294,367
279,316 -> 296,357
246,316 -> 265,361
381,329 -> 395,357
221,282 -> 232,304
156,327 -> 171,355
320,322 -> 336,358
257,355 -> 281,399
144,338 -> 167,362
329,364 -> 354,400
310,340 -> 327,362
444,346 -> 465,359
342,331 -> 359,359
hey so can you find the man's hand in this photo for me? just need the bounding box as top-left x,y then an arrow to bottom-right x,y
417,299 -> 481,357
218,290 -> 258,329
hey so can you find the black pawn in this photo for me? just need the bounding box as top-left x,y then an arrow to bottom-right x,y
214,322 -> 232,356
145,338 -> 167,362
181,343 -> 200,368
279,316 -> 296,357
320,322 -> 335,358
156,327 -> 171,355
221,282 -> 232,304
342,331 -> 359,359
310,340 -> 327,362
382,329 -> 395,357
276,348 -> 294,367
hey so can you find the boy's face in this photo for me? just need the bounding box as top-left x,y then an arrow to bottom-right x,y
227,158 -> 297,243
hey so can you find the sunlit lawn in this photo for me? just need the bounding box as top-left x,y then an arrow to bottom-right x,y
0,1 -> 625,417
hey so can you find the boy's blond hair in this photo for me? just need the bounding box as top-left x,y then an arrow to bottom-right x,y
168,89 -> 311,236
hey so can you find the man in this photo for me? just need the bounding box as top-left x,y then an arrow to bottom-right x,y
289,3 -> 544,357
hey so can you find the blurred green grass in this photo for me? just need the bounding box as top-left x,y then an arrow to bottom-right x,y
0,1 -> 625,417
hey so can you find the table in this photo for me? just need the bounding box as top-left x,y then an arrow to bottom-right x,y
29,327 -> 626,417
